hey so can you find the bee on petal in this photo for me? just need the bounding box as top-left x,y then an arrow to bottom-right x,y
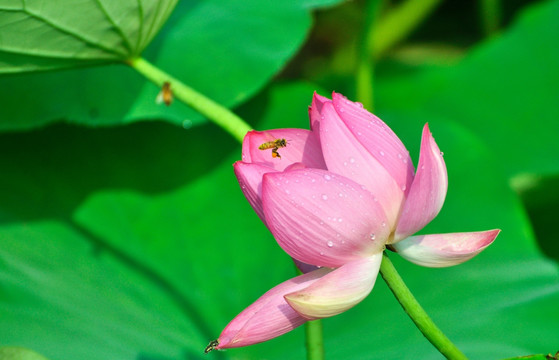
156,81 -> 173,106
259,138 -> 287,159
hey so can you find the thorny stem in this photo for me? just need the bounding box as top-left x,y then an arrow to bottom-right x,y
127,57 -> 251,143
305,320 -> 325,360
380,252 -> 468,360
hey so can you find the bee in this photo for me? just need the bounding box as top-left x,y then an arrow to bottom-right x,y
259,138 -> 287,159
155,81 -> 173,106
204,339 -> 219,354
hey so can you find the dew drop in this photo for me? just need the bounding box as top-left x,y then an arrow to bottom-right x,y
381,221 -> 386,227
355,102 -> 364,108
397,153 -> 403,159
440,151 -> 444,156
349,157 -> 356,163
182,119 -> 193,129
320,251 -> 324,256
338,193 -> 343,197
327,241 -> 334,248
285,189 -> 290,194
311,178 -> 316,183
322,194 -> 328,200
338,218 -> 343,222
370,233 -> 376,240
379,151 -> 385,156
373,197 -> 378,202
324,174 -> 332,181
401,185 -> 407,191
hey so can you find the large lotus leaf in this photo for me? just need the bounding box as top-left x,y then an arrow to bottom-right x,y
376,0 -> 559,179
0,0 -> 343,131
1,81 -> 557,360
0,347 -> 49,360
0,0 -> 177,73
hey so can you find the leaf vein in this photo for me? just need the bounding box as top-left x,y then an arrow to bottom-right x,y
0,7 -> 127,59
92,0 -> 134,55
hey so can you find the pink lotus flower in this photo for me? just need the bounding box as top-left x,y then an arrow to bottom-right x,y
212,92 -> 499,350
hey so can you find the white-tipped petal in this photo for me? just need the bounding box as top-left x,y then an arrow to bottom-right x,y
393,230 -> 500,267
285,254 -> 382,319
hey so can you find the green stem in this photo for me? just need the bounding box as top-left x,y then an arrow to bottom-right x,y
355,0 -> 383,111
372,0 -> 442,59
305,320 -> 325,360
478,0 -> 501,37
127,57 -> 251,143
380,252 -> 468,360
501,354 -> 556,360
295,266 -> 325,360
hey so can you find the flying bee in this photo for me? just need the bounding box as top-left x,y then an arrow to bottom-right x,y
259,138 -> 287,159
155,81 -> 173,106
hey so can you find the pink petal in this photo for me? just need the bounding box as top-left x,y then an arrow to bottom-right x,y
262,169 -> 389,268
319,101 -> 404,229
216,267 -> 332,349
309,92 -> 331,134
331,92 -> 415,195
234,162 -> 278,224
241,129 -> 326,171
293,258 -> 320,274
394,124 -> 448,242
392,229 -> 500,267
285,254 -> 382,319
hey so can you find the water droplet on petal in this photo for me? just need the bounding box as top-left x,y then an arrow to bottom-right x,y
379,151 -> 385,156
338,193 -> 343,197
338,218 -> 343,222
381,221 -> 386,227
327,241 -> 333,247
322,194 -> 328,200
440,151 -> 444,156
370,233 -> 376,240
324,174 -> 331,181
349,157 -> 355,163
397,153 -> 403,159
355,102 -> 364,108
320,251 -> 324,256
401,185 -> 407,191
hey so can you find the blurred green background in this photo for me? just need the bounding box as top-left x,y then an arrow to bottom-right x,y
0,0 -> 557,359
